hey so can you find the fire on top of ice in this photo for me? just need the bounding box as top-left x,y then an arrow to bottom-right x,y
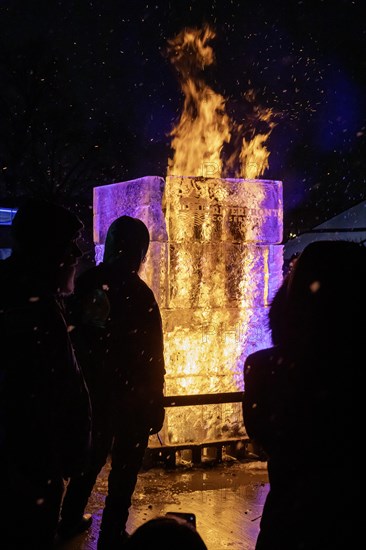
165,24 -> 275,180
93,25 -> 283,444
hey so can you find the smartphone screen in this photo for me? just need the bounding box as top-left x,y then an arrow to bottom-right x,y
165,511 -> 196,528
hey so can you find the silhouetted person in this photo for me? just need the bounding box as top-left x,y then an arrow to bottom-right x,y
0,198 -> 92,550
242,240 -> 366,550
123,515 -> 208,549
59,215 -> 166,550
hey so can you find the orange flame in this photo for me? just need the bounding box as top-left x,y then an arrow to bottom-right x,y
238,90 -> 275,179
166,25 -> 275,179
166,25 -> 230,178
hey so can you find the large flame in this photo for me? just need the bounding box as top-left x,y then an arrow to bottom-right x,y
159,26 -> 279,444
166,26 -> 230,178
166,25 -> 275,180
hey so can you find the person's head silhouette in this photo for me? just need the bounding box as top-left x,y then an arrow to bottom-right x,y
11,197 -> 83,295
124,515 -> 208,549
272,239 -> 366,350
103,215 -> 150,271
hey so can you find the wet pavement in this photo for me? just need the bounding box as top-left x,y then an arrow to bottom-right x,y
56,455 -> 269,550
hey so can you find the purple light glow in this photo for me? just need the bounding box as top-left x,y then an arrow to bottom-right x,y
93,175 -> 283,443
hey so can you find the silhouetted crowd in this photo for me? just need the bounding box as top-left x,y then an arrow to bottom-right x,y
1,197 -> 365,549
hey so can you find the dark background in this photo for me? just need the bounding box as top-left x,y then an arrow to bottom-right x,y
1,0 -> 365,253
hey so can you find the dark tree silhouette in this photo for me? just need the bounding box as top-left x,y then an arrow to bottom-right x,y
0,37 -> 123,206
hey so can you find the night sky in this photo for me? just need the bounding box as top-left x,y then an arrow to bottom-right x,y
1,0 -> 365,245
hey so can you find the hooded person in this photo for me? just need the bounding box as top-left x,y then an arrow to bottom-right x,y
0,198 -> 92,550
10,196 -> 84,295
242,240 -> 366,550
59,215 -> 166,550
103,214 -> 150,268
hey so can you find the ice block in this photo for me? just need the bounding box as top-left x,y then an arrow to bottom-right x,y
93,175 -> 283,443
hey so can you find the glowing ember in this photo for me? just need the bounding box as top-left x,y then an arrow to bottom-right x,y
93,26 -> 283,445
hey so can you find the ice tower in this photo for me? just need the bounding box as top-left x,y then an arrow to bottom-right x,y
93,175 -> 283,444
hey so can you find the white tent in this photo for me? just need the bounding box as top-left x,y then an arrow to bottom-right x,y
284,200 -> 366,261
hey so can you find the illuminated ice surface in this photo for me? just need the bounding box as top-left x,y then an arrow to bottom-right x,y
93,176 -> 283,444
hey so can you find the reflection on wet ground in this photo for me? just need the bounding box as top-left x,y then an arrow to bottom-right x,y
57,457 -> 269,550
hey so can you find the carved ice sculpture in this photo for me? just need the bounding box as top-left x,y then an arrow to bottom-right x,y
93,175 -> 283,444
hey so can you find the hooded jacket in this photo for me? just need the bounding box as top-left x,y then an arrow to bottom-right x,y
68,258 -> 166,434
0,199 -> 91,478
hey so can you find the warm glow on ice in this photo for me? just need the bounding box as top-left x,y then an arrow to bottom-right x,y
93,26 -> 283,444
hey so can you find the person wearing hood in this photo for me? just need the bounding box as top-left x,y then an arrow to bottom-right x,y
59,215 -> 166,550
242,240 -> 366,550
0,198 -> 92,549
